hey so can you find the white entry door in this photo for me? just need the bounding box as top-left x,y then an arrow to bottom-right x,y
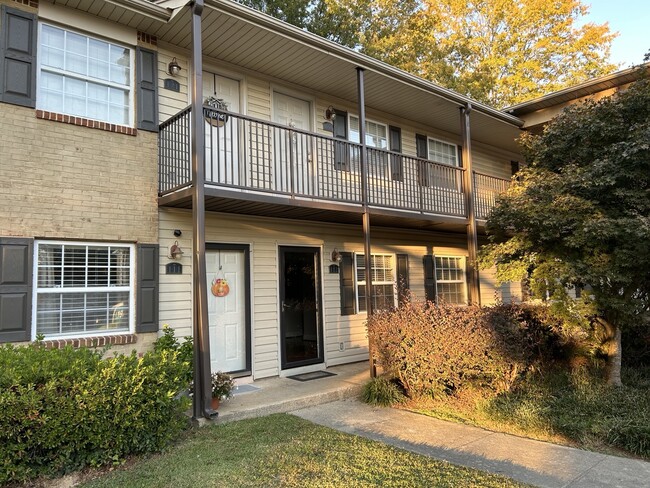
207,248 -> 247,374
273,92 -> 313,195
203,73 -> 241,185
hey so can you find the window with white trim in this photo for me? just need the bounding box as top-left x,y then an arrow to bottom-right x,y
428,138 -> 459,166
37,24 -> 133,126
349,116 -> 388,149
425,137 -> 461,190
33,242 -> 135,339
356,254 -> 396,312
434,256 -> 466,304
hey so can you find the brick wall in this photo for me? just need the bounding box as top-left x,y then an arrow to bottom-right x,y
0,104 -> 158,243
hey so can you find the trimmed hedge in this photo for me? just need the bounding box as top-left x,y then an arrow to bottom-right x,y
367,300 -> 570,399
0,343 -> 190,484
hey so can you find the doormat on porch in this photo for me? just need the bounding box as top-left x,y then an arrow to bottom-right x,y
287,371 -> 337,382
233,384 -> 261,396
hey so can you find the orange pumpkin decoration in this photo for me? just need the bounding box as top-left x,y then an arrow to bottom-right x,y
211,278 -> 230,297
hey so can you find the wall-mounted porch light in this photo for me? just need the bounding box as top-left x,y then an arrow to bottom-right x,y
169,240 -> 184,259
331,248 -> 341,262
168,57 -> 182,76
325,105 -> 336,121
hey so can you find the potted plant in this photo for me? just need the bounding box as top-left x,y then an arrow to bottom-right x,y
210,371 -> 235,410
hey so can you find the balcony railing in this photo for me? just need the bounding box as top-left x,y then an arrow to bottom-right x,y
159,106 -> 508,220
474,172 -> 510,219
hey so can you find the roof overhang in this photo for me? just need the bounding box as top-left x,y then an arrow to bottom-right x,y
49,0 -> 525,153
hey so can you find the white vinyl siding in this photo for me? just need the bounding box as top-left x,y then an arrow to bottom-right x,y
434,256 -> 466,304
38,24 -> 133,126
33,241 -> 135,339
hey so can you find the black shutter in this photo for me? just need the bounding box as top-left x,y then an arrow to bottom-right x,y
339,251 -> 356,315
0,238 -> 33,343
423,255 -> 436,304
136,47 -> 158,131
0,6 -> 37,107
511,160 -> 520,176
136,244 -> 159,333
396,253 -> 409,305
416,133 -> 428,186
389,125 -> 403,181
333,109 -> 349,171
457,145 -> 464,168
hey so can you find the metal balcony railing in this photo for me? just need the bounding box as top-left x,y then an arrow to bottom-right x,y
159,106 -> 508,219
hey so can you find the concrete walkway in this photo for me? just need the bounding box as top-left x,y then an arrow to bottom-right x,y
292,398 -> 650,488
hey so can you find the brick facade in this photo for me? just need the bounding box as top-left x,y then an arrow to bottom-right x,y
0,104 -> 158,243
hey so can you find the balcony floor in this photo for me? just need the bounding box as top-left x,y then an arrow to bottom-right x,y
158,185 -> 471,234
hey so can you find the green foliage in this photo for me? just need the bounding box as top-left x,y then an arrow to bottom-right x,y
482,75 -> 650,382
366,299 -> 571,399
485,367 -> 650,457
153,325 -> 194,386
361,376 -> 406,406
0,343 -> 190,485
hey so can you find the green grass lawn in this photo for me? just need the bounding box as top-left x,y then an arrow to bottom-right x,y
80,414 -> 527,488
404,366 -> 650,459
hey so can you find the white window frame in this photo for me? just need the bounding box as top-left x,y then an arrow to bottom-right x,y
348,114 -> 388,150
427,137 -> 460,167
36,22 -> 135,127
31,241 -> 136,340
434,255 -> 467,305
355,253 -> 397,314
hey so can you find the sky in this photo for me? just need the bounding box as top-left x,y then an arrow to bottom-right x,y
583,0 -> 649,68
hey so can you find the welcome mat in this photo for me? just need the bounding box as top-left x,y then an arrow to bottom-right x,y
233,384 -> 261,395
287,371 -> 337,382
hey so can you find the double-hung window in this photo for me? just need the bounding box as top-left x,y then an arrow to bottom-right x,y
38,24 -> 133,126
434,256 -> 466,304
356,254 -> 396,312
33,241 -> 135,339
350,116 -> 389,178
427,137 -> 461,190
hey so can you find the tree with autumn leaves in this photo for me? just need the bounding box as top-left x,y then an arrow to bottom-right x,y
238,0 -> 617,107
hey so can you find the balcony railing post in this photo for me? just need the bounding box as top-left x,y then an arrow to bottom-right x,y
460,104 -> 481,306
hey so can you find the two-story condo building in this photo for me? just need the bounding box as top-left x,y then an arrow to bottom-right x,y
1,0 -> 524,381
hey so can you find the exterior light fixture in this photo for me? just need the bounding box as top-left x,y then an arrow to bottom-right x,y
169,240 -> 184,259
168,57 -> 182,76
325,105 -> 336,121
331,248 -> 341,262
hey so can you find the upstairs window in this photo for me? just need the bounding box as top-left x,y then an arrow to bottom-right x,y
34,242 -> 135,339
349,116 -> 388,149
37,24 -> 132,126
428,138 -> 459,166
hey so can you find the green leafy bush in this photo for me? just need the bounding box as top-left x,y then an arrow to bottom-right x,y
153,325 -> 194,385
0,343 -> 190,484
361,376 -> 406,406
367,299 -> 571,399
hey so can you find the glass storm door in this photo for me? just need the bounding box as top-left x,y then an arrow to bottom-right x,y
279,246 -> 323,369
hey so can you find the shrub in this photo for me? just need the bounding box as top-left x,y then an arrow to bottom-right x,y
367,299 -> 572,399
0,343 -> 190,484
153,325 -> 194,386
361,376 -> 406,406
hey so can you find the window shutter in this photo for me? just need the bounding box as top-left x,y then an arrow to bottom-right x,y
333,109 -> 349,171
423,255 -> 436,304
511,160 -> 520,176
0,6 -> 37,107
136,47 -> 158,131
0,238 -> 33,343
389,125 -> 403,181
339,251 -> 356,315
136,244 -> 159,333
396,253 -> 409,305
416,133 -> 428,186
457,145 -> 464,168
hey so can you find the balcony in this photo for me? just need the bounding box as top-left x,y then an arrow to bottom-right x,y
158,107 -> 509,229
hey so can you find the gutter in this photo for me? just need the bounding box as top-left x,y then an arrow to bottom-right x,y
205,0 -> 524,128
106,0 -> 171,22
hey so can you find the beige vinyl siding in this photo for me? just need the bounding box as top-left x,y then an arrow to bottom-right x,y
158,50 -> 189,123
479,266 -> 522,305
246,78 -> 271,119
159,209 -> 510,378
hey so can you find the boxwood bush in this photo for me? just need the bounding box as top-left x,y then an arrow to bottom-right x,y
367,299 -> 570,399
0,342 -> 190,484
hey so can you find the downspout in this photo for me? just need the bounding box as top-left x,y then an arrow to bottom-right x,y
189,0 -> 216,420
460,103 -> 481,305
357,67 -> 376,378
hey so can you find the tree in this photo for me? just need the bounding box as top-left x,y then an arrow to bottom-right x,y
480,73 -> 650,385
238,0 -> 617,108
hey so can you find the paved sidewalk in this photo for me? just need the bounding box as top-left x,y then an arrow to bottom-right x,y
292,399 -> 650,488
